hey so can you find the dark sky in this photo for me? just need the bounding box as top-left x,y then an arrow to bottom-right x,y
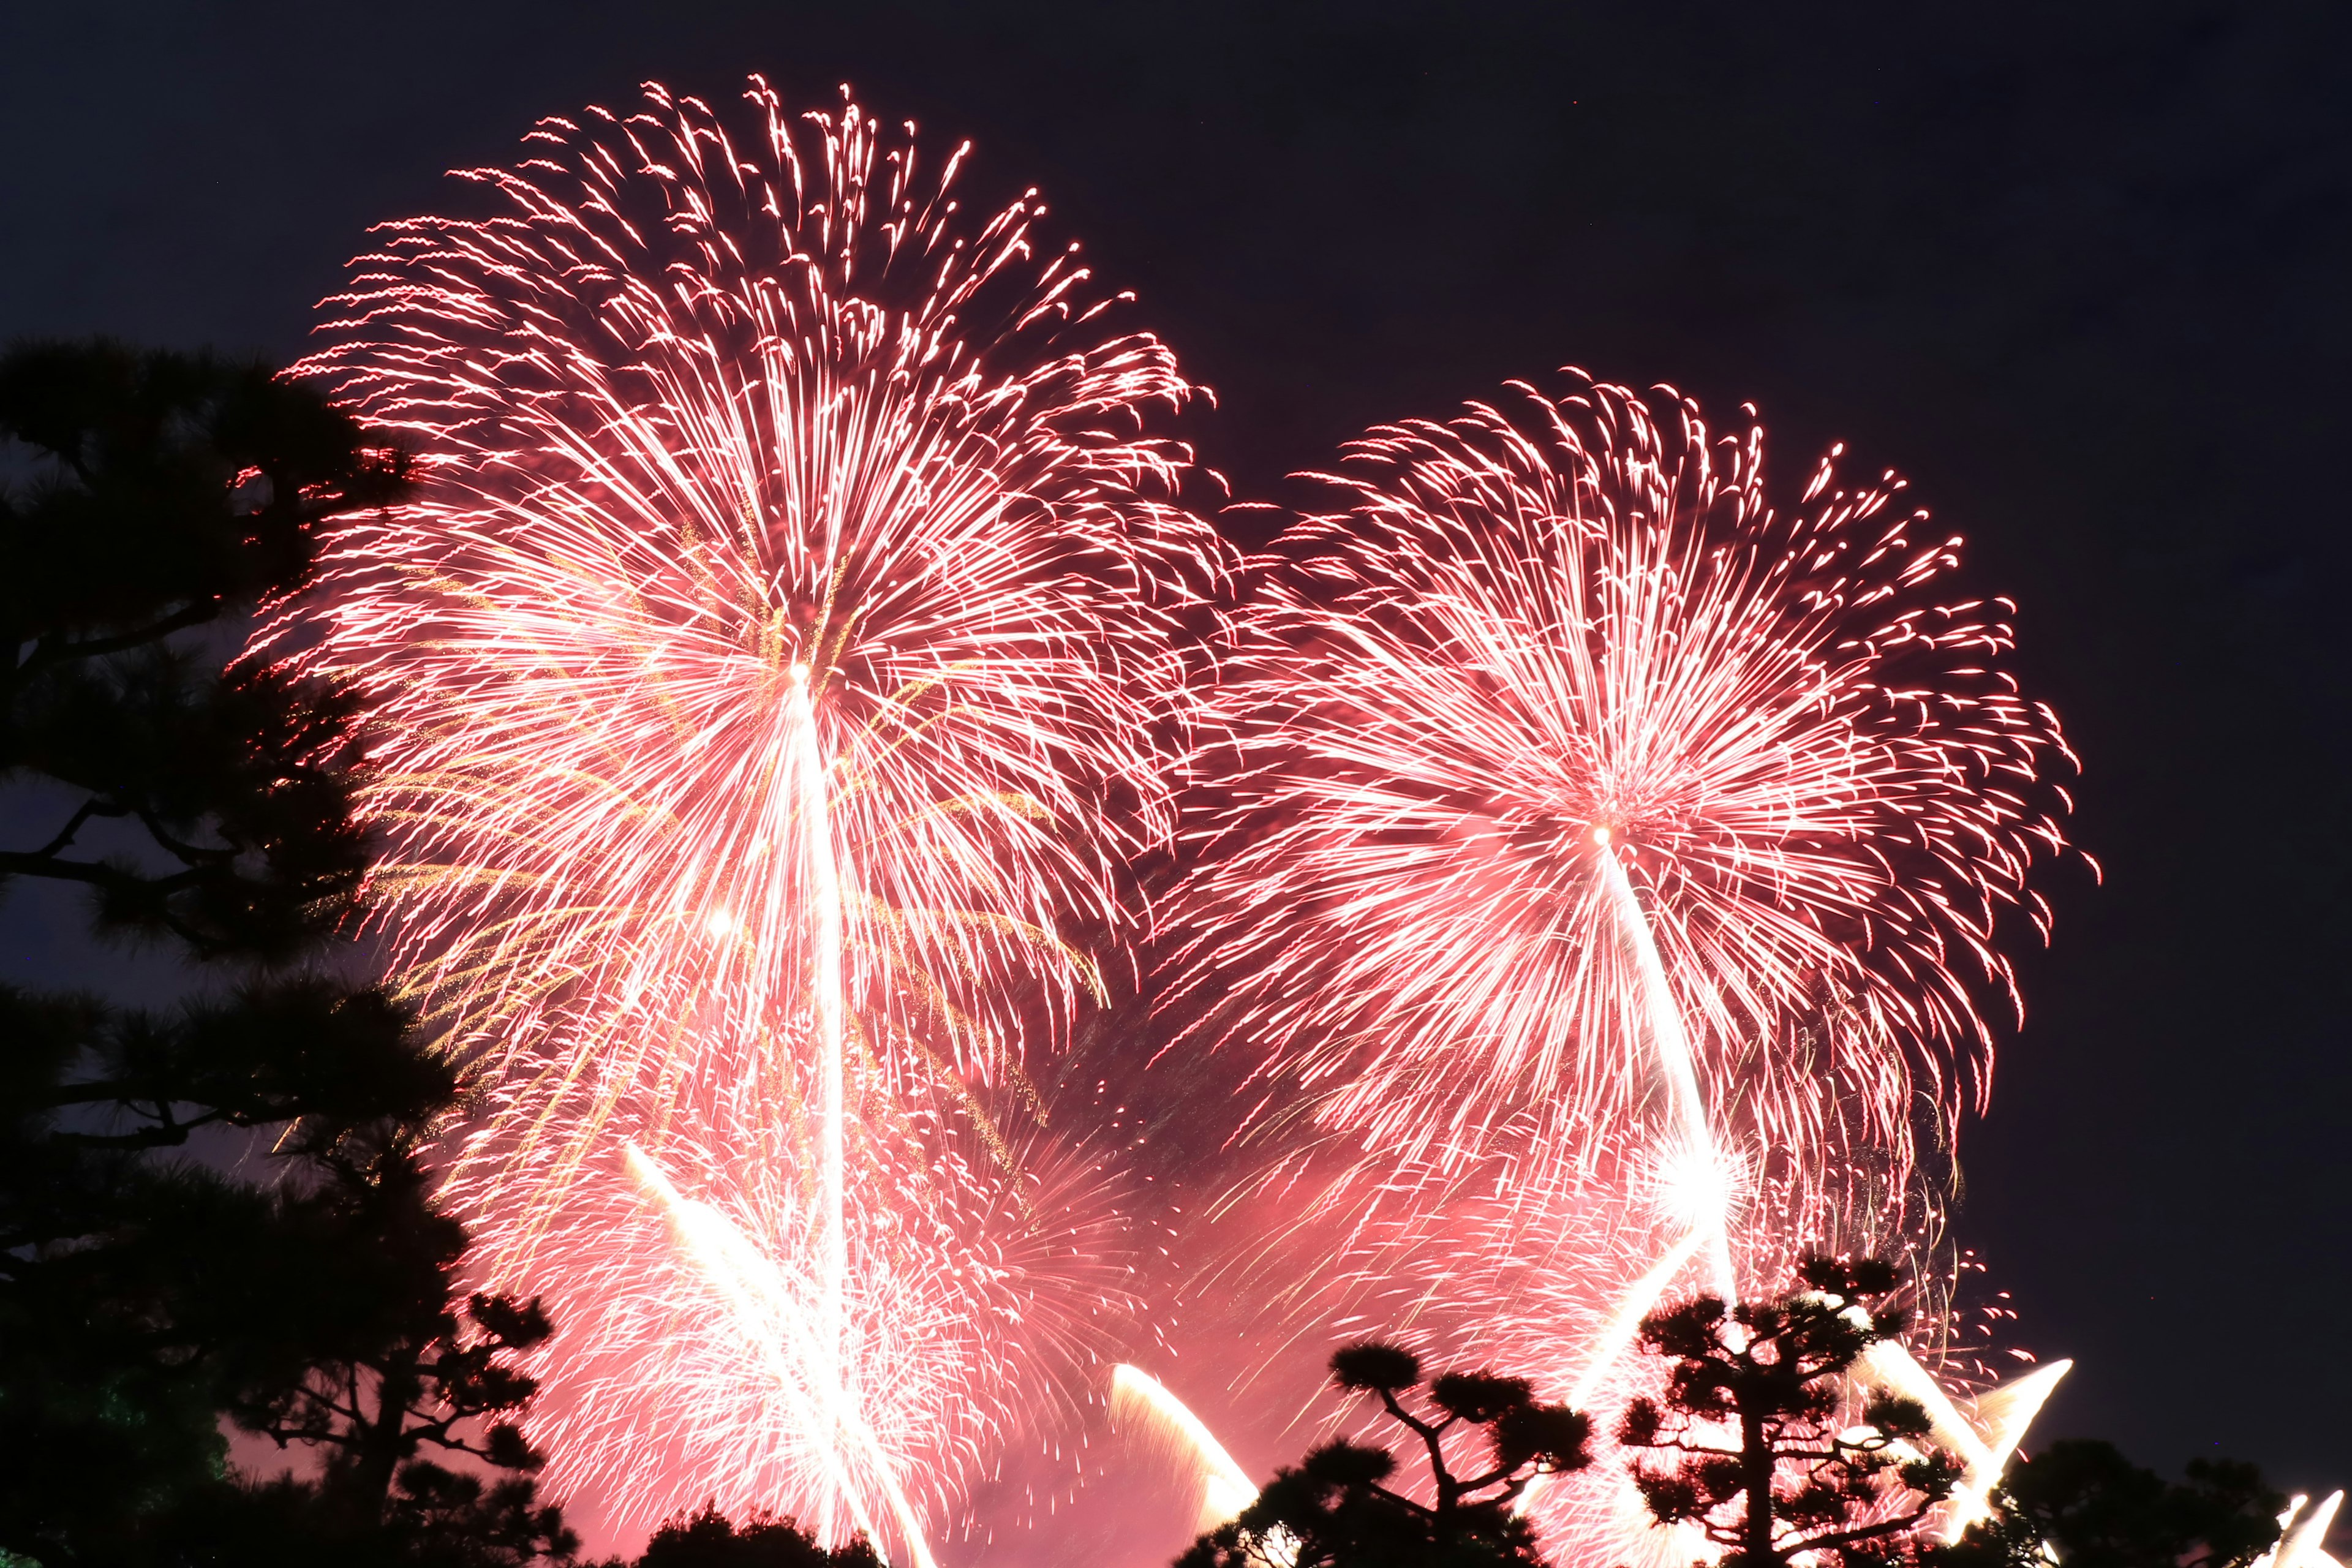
6,0 -> 2349,1517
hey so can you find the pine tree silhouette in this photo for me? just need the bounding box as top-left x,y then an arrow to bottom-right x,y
1619,1257 -> 1960,1568
0,341 -> 570,1565
1179,1340 -> 1590,1568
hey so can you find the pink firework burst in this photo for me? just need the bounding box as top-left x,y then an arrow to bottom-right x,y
1178,371 -> 2078,1223
266,78 -> 1223,1549
1160,373 -> 2078,1568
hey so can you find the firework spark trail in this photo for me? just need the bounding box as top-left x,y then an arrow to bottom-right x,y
1596,835 -> 1736,1303
2267,1492 -> 2346,1568
1926,1359 -> 2069,1540
269,77 -> 1219,1543
1108,1366 -> 1259,1531
1507,884 -> 2034,1547
1563,1226 -> 1710,1409
625,1145 -> 932,1568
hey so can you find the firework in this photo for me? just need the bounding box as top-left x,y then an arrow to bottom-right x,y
271,78 -> 1221,1547
1180,371 -> 2076,1203
1161,373 -> 2079,1564
1108,1365 -> 1259,1532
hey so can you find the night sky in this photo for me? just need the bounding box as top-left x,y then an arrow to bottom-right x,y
5,0 -> 2348,1522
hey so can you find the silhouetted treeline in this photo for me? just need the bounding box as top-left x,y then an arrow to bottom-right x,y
0,340 -> 566,1566
1187,1265 -> 2288,1568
